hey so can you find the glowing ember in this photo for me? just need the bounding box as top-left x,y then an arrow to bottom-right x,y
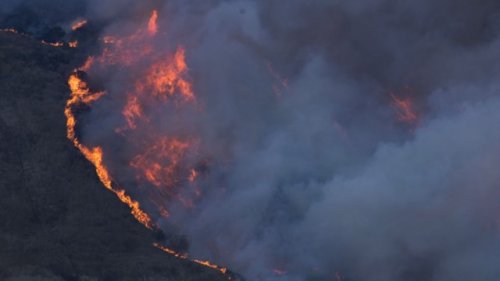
391,94 -> 418,124
80,56 -> 95,72
267,62 -> 289,98
148,10 -> 159,36
193,259 -> 228,275
153,243 -> 229,275
42,40 -> 64,47
71,19 -> 88,31
0,28 -> 19,34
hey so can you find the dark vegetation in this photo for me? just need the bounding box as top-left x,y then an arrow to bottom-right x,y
0,31 -> 226,281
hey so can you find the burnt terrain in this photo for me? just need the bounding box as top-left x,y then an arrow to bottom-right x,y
0,31 -> 226,281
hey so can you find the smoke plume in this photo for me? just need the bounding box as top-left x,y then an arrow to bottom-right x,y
4,0 -> 500,280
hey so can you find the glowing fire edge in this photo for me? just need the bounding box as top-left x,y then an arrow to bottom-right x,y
64,11 -> 232,279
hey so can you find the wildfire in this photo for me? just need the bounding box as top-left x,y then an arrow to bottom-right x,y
71,19 -> 88,31
148,10 -> 159,36
193,259 -> 228,275
65,73 -> 153,229
65,9 -> 231,279
130,137 -> 191,189
122,94 -> 143,130
153,243 -> 228,275
68,8 -> 197,221
188,169 -> 198,182
80,56 -> 95,72
42,40 -> 65,47
0,28 -> 19,34
117,46 -> 195,133
2,28 -> 78,48
391,94 -> 418,125
137,47 -> 194,101
42,40 -> 79,48
96,10 -> 159,66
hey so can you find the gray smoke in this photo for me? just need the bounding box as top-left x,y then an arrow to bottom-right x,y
4,0 -> 500,280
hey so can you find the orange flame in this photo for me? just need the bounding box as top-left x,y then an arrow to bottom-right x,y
136,47 -> 194,102
95,11 -> 161,66
42,40 -> 64,47
391,94 -> 418,124
148,10 -> 159,36
0,28 -> 19,34
153,243 -> 228,275
65,73 -> 153,229
122,94 -> 144,130
130,137 -> 191,189
65,10 -> 229,278
159,207 -> 170,218
80,56 -> 95,72
71,19 -> 88,31
188,169 -> 198,183
193,259 -> 228,274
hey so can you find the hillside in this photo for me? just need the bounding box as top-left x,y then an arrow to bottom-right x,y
0,31 -> 227,281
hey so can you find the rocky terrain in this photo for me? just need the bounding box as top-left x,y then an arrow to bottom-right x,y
0,31 -> 227,281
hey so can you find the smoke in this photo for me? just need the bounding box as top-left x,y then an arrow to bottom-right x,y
5,0 -> 500,280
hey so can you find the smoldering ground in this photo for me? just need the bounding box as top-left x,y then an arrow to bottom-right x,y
3,1 -> 500,280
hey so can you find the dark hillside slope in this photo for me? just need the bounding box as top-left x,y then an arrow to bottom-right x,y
0,31 -> 226,281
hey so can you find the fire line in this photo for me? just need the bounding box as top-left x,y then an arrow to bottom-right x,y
64,10 -> 233,279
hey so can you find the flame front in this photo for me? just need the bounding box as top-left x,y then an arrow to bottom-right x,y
65,73 -> 153,229
64,10 -> 231,278
153,243 -> 229,275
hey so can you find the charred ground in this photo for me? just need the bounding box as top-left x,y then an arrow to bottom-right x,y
0,31 -> 227,281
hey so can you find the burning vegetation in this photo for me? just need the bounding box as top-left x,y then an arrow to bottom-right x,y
391,94 -> 418,124
3,0 -> 497,280
153,243 -> 229,276
71,19 -> 88,31
0,28 -> 19,34
0,28 -> 235,281
390,86 -> 420,128
1,25 -> 81,49
64,10 -> 232,279
65,72 -> 154,229
63,8 -> 428,280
